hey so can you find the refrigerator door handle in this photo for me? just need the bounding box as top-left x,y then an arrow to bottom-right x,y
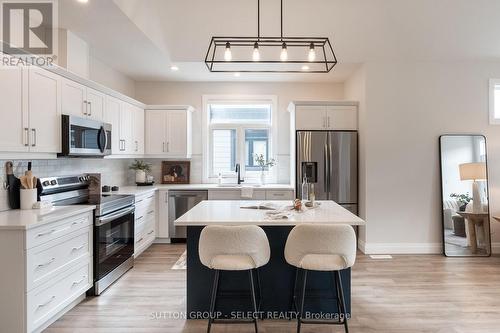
324,142 -> 329,199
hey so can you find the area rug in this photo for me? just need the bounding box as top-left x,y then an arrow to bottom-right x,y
171,251 -> 187,270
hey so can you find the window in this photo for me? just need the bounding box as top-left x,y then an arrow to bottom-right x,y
489,79 -> 500,124
203,96 -> 277,182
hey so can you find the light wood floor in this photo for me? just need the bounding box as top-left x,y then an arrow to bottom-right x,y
45,244 -> 500,333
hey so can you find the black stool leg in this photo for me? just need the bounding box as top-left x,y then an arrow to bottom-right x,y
297,269 -> 308,333
335,270 -> 349,333
289,267 -> 299,318
255,268 -> 263,313
207,270 -> 220,333
248,270 -> 259,333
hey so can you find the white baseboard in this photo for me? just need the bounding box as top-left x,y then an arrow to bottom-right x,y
358,240 -> 500,255
492,242 -> 500,254
359,241 -> 442,254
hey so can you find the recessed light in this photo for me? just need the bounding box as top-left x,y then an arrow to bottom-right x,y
234,72 -> 240,77
77,0 -> 89,3
301,65 -> 310,71
170,65 -> 179,71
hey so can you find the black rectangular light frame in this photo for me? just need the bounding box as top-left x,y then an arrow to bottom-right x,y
204,36 -> 338,73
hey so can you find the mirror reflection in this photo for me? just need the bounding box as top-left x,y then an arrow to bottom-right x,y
439,135 -> 491,256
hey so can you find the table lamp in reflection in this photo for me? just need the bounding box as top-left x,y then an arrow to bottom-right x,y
459,162 -> 487,213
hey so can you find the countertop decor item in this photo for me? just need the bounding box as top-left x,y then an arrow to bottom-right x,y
161,161 -> 190,184
19,162 -> 38,210
254,153 -> 275,185
130,160 -> 152,184
204,0 -> 337,73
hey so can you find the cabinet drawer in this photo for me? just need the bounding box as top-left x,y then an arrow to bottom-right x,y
27,261 -> 91,332
208,189 -> 266,200
27,227 -> 91,291
135,192 -> 155,207
265,190 -> 294,200
135,219 -> 155,250
26,212 -> 92,249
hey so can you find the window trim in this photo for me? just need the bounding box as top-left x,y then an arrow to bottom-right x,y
202,94 -> 278,183
489,79 -> 500,125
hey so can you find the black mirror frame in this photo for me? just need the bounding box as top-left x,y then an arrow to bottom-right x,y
438,134 -> 492,257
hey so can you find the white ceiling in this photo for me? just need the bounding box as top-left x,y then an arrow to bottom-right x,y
59,0 -> 500,83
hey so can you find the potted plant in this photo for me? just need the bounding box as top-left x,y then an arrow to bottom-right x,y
129,160 -> 151,184
450,192 -> 472,211
254,154 -> 276,185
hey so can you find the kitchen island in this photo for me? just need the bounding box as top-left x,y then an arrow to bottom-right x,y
176,200 -> 365,319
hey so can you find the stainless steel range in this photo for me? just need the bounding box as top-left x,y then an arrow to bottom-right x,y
39,174 -> 135,295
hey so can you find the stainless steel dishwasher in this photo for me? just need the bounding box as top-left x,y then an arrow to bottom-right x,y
168,190 -> 208,242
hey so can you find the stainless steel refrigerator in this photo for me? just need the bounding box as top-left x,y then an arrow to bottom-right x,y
296,131 -> 358,215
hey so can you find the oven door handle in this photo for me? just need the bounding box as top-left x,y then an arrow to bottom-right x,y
96,206 -> 135,226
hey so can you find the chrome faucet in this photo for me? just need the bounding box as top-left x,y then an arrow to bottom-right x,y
235,163 -> 244,184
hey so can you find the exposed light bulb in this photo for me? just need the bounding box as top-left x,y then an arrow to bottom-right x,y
280,42 -> 288,61
224,42 -> 232,61
77,0 -> 89,3
252,42 -> 260,61
308,43 -> 316,62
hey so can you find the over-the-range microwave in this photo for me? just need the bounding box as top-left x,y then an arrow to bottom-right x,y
59,115 -> 112,157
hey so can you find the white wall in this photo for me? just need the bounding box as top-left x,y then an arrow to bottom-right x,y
135,81 -> 344,183
89,56 -> 136,98
358,61 -> 500,254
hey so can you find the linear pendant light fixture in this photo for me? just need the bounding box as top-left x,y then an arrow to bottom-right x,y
204,0 -> 337,73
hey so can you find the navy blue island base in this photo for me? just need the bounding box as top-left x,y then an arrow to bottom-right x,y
186,226 -> 351,320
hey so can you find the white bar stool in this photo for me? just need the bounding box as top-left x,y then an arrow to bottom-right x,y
284,224 -> 356,333
199,225 -> 271,333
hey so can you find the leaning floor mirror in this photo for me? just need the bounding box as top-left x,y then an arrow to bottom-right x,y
439,135 -> 491,256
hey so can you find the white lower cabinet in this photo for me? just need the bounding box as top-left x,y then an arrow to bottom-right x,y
133,190 -> 157,257
208,189 -> 294,201
0,210 -> 93,333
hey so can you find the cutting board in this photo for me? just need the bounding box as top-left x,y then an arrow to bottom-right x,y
5,161 -> 20,209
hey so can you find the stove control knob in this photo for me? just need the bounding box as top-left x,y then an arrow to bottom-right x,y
50,180 -> 57,186
79,176 -> 84,182
42,181 -> 50,187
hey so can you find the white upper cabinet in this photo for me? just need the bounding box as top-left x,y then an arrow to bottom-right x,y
0,62 -> 28,152
104,98 -> 144,156
28,67 -> 61,153
291,102 -> 358,130
104,95 -> 121,155
133,106 -> 145,155
61,78 -> 104,121
145,107 -> 193,158
295,105 -> 327,130
61,79 -> 86,118
145,110 -> 165,154
85,87 -> 105,121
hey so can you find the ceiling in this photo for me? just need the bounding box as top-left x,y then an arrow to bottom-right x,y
59,0 -> 500,83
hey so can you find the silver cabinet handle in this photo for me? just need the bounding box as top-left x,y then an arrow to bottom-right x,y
37,229 -> 55,237
123,140 -> 126,151
136,215 -> 144,220
135,140 -> 138,152
147,210 -> 154,215
137,237 -> 144,243
88,101 -> 92,116
162,142 -> 165,152
167,142 -> 170,152
83,101 -> 88,115
37,295 -> 55,309
71,245 -> 85,252
24,128 -> 29,146
147,230 -> 154,235
31,128 -> 36,147
72,276 -> 86,287
37,257 -> 56,268
147,195 -> 155,199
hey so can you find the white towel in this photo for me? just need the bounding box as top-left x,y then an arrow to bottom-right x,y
241,186 -> 254,199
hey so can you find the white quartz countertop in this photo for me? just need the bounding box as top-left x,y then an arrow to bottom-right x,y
107,184 -> 294,196
175,200 -> 365,226
0,205 -> 96,230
